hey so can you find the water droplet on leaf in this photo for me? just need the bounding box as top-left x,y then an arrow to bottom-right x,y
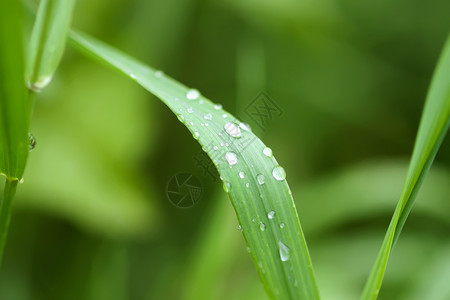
223,181 -> 232,192
267,211 -> 275,219
272,166 -> 286,181
239,123 -> 251,131
260,223 -> 266,231
204,113 -> 212,120
28,133 -> 36,151
186,89 -> 200,100
224,122 -> 241,138
238,171 -> 245,179
263,147 -> 272,157
225,152 -> 238,165
278,241 -> 290,261
256,174 -> 265,185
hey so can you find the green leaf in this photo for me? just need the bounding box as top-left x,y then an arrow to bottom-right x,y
68,30 -> 320,300
26,0 -> 76,91
361,33 -> 450,300
0,0 -> 29,180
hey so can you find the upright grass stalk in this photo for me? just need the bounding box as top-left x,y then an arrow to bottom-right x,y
0,0 -> 28,267
361,33 -> 450,300
0,0 -> 75,265
0,179 -> 18,266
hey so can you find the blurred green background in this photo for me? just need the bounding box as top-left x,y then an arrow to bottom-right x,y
1,0 -> 449,299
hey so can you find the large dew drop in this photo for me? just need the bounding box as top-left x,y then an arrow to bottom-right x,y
256,174 -> 265,185
224,122 -> 241,138
272,166 -> 286,181
186,89 -> 200,100
224,152 -> 238,165
278,241 -> 290,262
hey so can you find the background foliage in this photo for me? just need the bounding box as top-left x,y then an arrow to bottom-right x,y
0,0 -> 449,299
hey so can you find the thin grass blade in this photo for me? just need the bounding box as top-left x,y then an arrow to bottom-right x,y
68,30 -> 320,300
26,0 -> 76,91
361,33 -> 450,300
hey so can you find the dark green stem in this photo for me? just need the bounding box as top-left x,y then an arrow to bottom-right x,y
0,178 -> 18,267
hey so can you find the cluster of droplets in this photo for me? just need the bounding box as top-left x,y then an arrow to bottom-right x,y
182,87 -> 292,263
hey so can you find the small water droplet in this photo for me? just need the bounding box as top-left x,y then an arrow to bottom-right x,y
204,113 -> 212,120
186,89 -> 200,100
239,171 -> 245,179
239,123 -> 251,131
260,222 -> 266,231
222,114 -> 228,118
238,225 -> 243,231
177,114 -> 185,122
213,146 -> 219,150
204,123 -> 209,127
252,218 -> 256,222
246,182 -> 250,188
263,147 -> 273,157
129,73 -> 136,79
19,178 -> 24,184
193,132 -> 200,139
256,174 -> 265,185
272,166 -> 286,181
187,107 -> 194,114
267,211 -> 275,219
214,104 -> 222,110
199,100 -> 204,104
28,133 -> 36,151
189,121 -> 194,126
224,122 -> 241,138
223,181 -> 232,192
279,241 -> 290,262
224,152 -> 238,165
280,223 -> 285,229
154,70 -> 164,78
246,247 -> 251,253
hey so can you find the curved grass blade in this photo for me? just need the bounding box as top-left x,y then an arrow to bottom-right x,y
26,0 -> 76,91
68,30 -> 320,300
361,33 -> 450,300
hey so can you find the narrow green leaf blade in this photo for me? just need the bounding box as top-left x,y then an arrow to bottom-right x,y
68,30 -> 320,300
26,0 -> 76,91
361,33 -> 450,300
0,0 -> 29,179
